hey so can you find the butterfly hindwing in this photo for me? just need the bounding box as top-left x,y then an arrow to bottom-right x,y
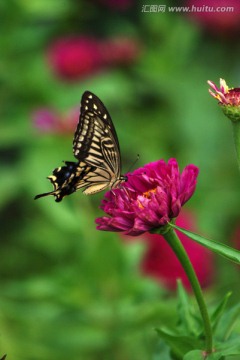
34,161 -> 96,202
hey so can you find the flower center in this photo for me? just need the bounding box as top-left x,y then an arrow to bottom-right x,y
225,89 -> 240,106
137,188 -> 157,209
143,188 -> 157,199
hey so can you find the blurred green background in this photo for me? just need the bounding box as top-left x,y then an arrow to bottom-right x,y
1,0 -> 240,359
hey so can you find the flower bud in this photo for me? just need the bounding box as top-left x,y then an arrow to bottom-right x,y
208,79 -> 240,122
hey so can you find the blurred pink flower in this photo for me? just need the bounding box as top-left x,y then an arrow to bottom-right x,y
101,37 -> 141,66
186,0 -> 240,35
139,210 -> 214,290
32,107 -> 79,134
47,37 -> 103,81
32,109 -> 59,132
231,224 -> 240,253
96,159 -> 199,236
47,36 -> 141,81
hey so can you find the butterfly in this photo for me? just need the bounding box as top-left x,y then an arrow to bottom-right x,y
34,91 -> 127,202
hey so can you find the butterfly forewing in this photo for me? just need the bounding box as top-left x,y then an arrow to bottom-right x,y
73,92 -> 121,172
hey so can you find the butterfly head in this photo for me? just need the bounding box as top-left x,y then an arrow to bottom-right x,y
111,175 -> 128,189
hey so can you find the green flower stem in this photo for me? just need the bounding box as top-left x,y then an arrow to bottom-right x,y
232,121 -> 240,170
162,227 -> 213,353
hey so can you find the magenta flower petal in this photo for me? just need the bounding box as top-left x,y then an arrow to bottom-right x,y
179,164 -> 199,204
96,158 -> 199,236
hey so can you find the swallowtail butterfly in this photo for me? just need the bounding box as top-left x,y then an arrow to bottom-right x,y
35,91 -> 127,202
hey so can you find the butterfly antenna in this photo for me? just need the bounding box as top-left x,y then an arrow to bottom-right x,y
126,154 -> 140,173
126,154 -> 147,178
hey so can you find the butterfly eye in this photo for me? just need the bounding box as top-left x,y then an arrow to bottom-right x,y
63,171 -> 71,179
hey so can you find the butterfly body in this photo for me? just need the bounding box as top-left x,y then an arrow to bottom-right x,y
35,91 -> 127,202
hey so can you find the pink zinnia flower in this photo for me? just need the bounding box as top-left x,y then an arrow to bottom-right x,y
96,159 -> 199,236
32,107 -> 79,134
139,211 -> 214,290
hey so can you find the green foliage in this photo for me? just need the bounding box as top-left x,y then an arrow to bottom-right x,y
1,0 -> 240,359
156,283 -> 240,360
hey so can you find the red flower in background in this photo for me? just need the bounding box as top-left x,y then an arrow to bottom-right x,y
139,211 -> 214,290
231,224 -> 240,254
101,37 -> 141,66
47,37 -> 103,81
186,0 -> 240,36
32,107 -> 79,134
47,36 -> 140,81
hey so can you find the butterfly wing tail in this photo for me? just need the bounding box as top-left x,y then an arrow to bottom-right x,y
34,190 -> 63,202
34,192 -> 49,200
34,162 -> 80,202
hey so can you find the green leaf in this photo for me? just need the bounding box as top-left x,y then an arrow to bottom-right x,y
176,281 -> 200,335
213,338 -> 240,357
156,328 -> 202,359
215,303 -> 240,341
152,342 -> 172,360
170,224 -> 240,264
183,350 -> 205,360
184,337 -> 240,359
210,292 -> 232,334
